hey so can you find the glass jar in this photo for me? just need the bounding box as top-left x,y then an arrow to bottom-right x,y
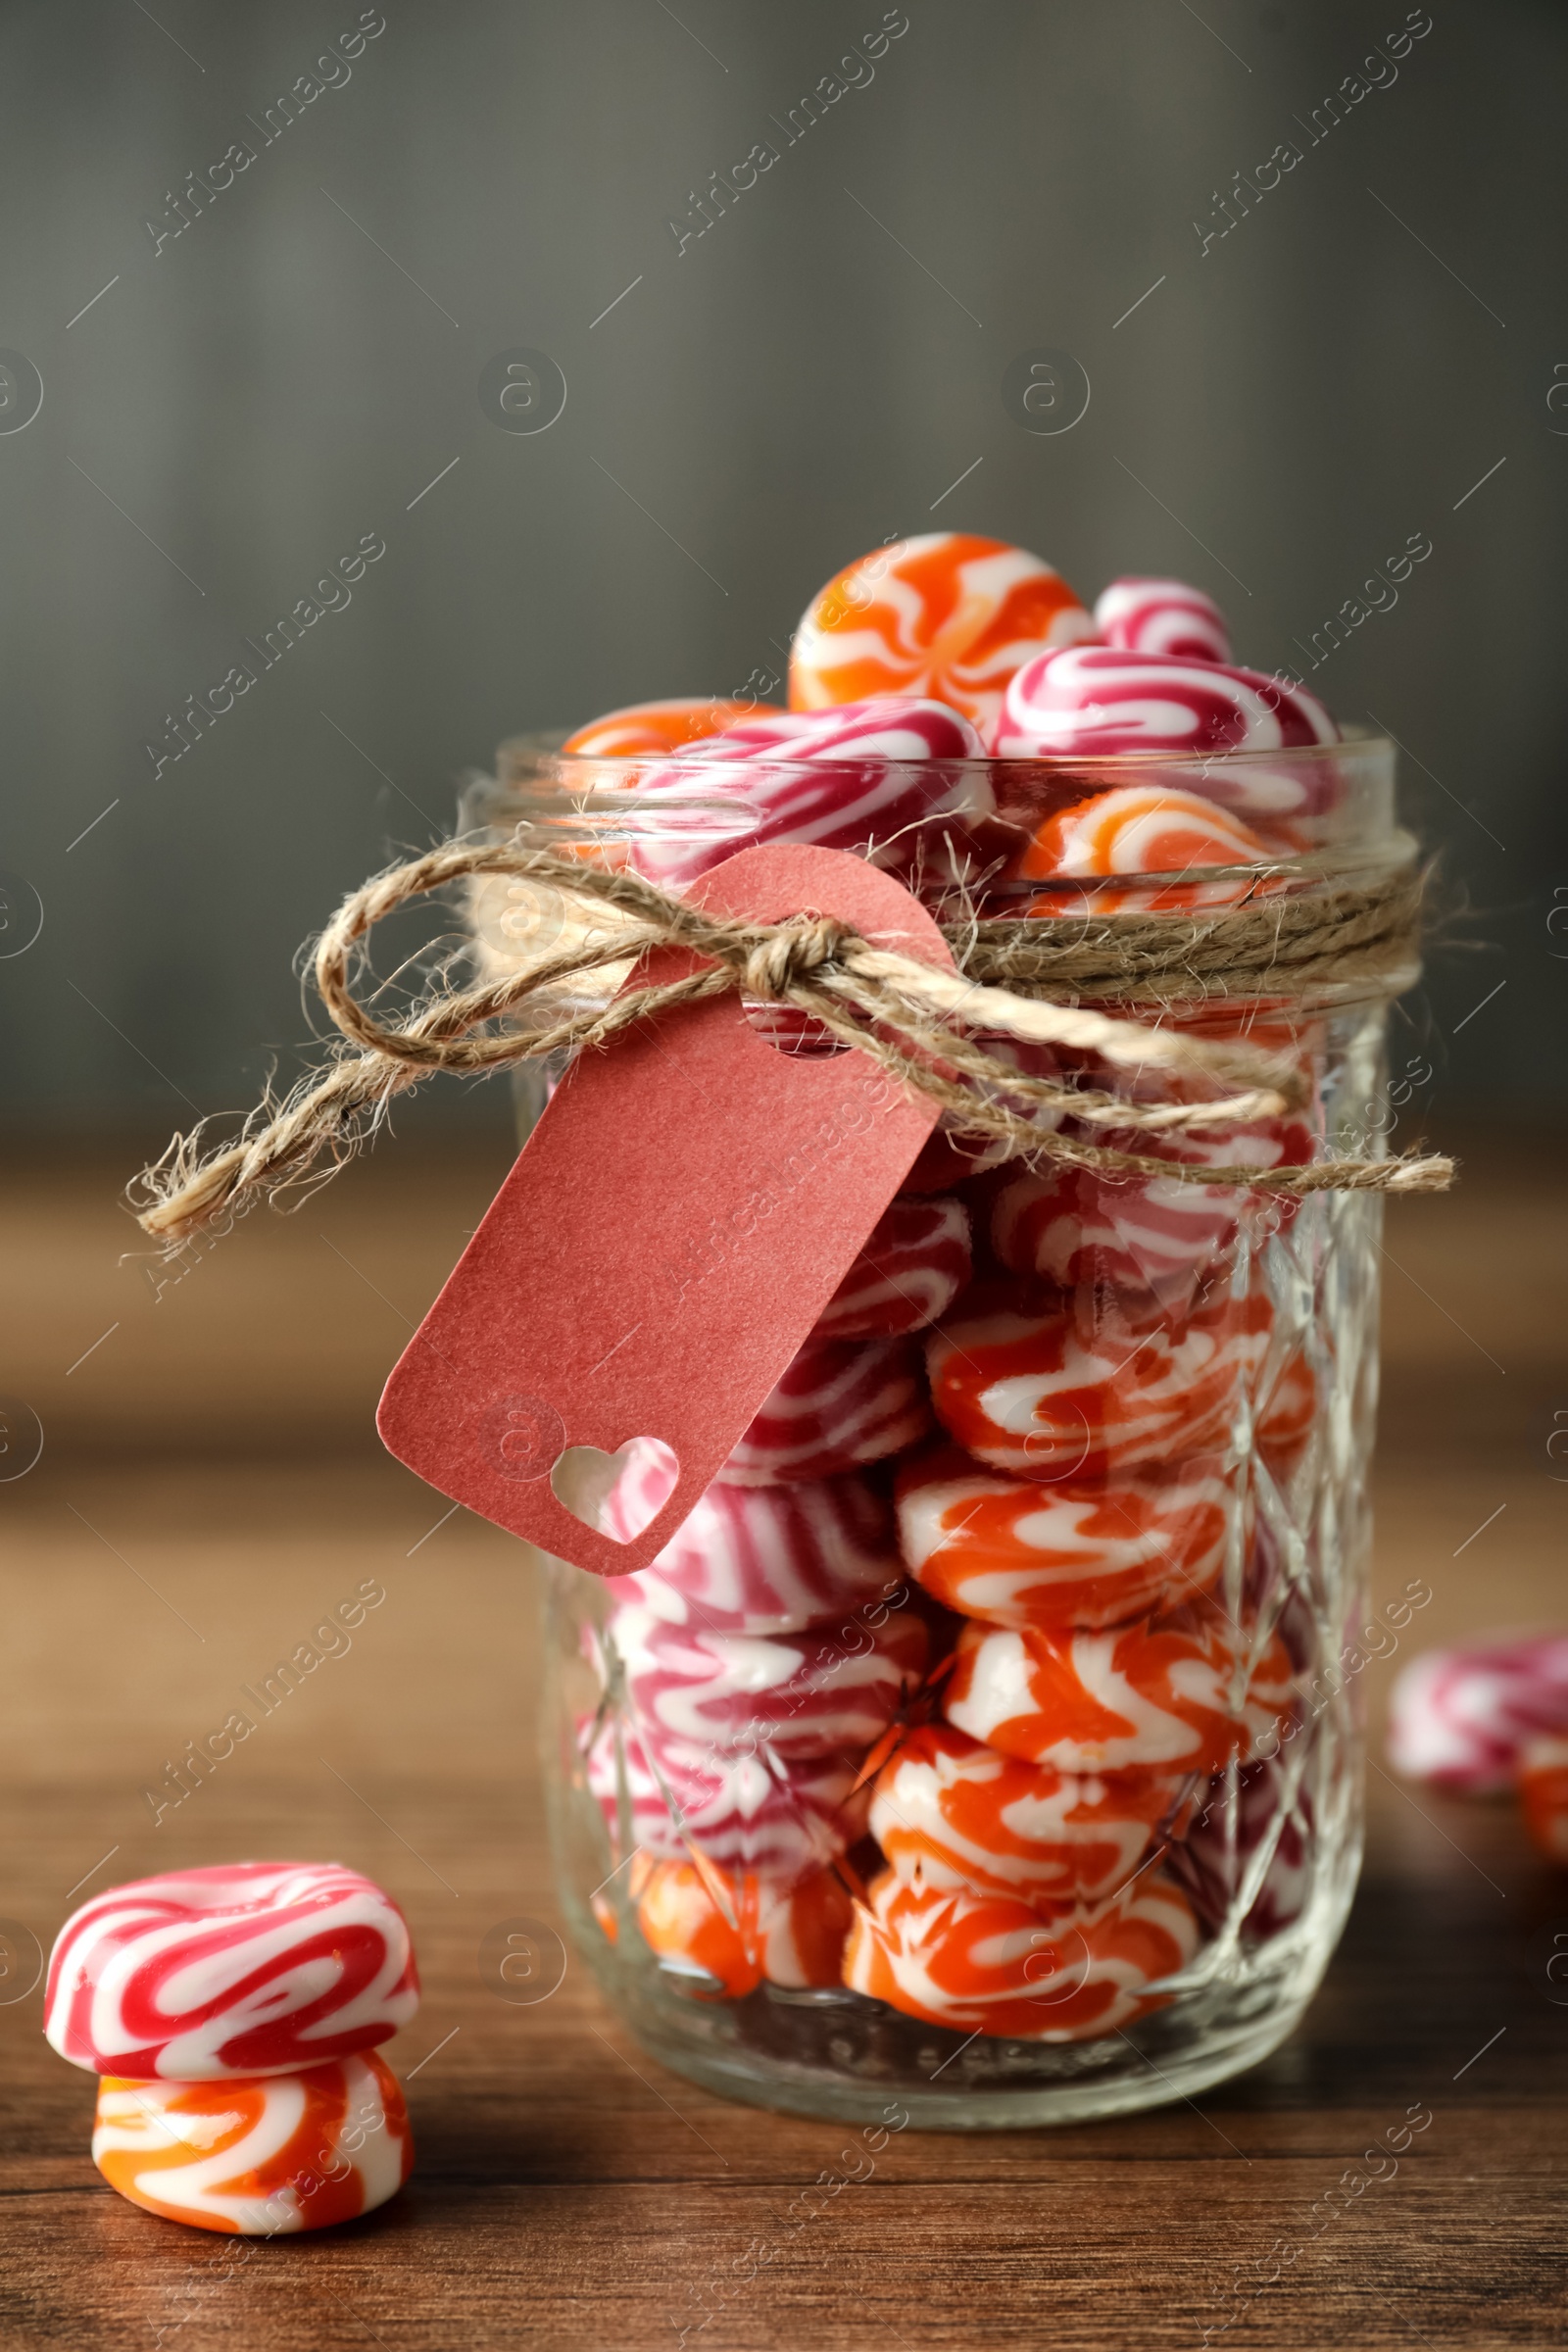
463,730 -> 1411,2129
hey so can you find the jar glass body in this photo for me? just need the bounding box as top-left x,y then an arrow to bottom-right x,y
465,735 -> 1403,2128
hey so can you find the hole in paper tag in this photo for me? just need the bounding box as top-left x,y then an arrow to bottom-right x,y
551,1436 -> 680,1544
478,1394 -> 567,1482
742,1004 -> 850,1058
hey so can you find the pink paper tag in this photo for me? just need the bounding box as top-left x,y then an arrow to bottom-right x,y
376,843 -> 953,1576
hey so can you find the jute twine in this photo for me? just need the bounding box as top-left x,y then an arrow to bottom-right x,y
132,840 -> 1450,1247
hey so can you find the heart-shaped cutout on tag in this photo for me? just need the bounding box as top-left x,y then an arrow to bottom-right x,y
550,1436 -> 680,1544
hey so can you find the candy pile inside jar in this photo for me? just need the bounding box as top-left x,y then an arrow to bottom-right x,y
573,531 -> 1338,2042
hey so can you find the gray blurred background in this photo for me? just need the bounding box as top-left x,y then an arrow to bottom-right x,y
1,0 -> 1563,1135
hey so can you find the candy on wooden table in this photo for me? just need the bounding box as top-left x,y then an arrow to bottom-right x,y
895,1443 -> 1236,1631
584,1717 -> 870,1880
944,1612 -> 1294,1775
91,2051 -> 412,2234
986,1112 -> 1313,1304
869,1722 -> 1187,1905
611,1595 -> 930,1761
633,1857 -> 853,1996
605,1471 -> 903,1636
989,645 -> 1338,759
627,697 -> 991,889
790,532 -> 1094,732
562,697 -> 779,758
925,1279 -> 1273,1481
44,1863 -> 418,2082
811,1194 -> 973,1341
1517,1737 -> 1568,1866
1163,1754 -> 1313,1938
717,1332 -> 933,1486
842,1869 -> 1199,2040
1006,784 -> 1280,912
1387,1634 -> 1568,1793
1093,577 -> 1231,662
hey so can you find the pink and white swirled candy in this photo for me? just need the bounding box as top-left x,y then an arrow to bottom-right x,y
989,645 -> 1337,759
1387,1634 -> 1568,1794
1093,577 -> 1231,662
606,1472 -> 903,1636
45,1863 -> 419,2081
585,1719 -> 869,1880
629,698 -> 989,887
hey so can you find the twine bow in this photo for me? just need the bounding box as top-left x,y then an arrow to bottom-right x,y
132,838 -> 1451,1246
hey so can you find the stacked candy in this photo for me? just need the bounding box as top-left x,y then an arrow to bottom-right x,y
1389,1632 -> 1568,1867
568,530 -> 1332,2038
44,1862 -> 417,2232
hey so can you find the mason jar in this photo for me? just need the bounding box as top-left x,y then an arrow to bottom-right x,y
462,729 -> 1413,2129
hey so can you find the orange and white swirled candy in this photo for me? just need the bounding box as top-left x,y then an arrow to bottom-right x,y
842,1870 -> 1198,2040
634,1856 -> 852,1996
869,1723 -> 1184,1906
1008,785 -> 1279,912
896,1443 -> 1235,1630
92,2051 -> 412,2233
562,697 -> 774,757
789,533 -> 1093,732
945,1612 -> 1295,1774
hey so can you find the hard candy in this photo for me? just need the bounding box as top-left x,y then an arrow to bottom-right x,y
944,1612 -> 1294,1774
562,697 -> 776,757
91,2051 -> 412,2234
45,1863 -> 418,2082
869,1723 -> 1185,1906
925,1279 -> 1273,1480
611,1594 -> 930,1761
628,697 -> 992,890
842,1870 -> 1199,2040
1093,577 -> 1230,662
990,645 -> 1338,759
1005,784 -> 1279,912
634,1858 -> 853,1995
790,532 -> 1093,732
1387,1634 -> 1568,1793
1163,1754 -> 1313,1938
606,1472 -> 902,1636
718,1332 -> 933,1486
811,1194 -> 972,1341
895,1443 -> 1236,1630
585,1717 -> 869,1880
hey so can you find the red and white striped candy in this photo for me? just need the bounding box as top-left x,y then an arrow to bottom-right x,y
895,1444 -> 1235,1631
812,1194 -> 972,1341
585,1718 -> 868,1880
611,1595 -> 929,1760
45,1864 -> 418,2082
1094,577 -> 1230,663
718,1333 -> 932,1486
987,1113 -> 1312,1303
606,1472 -> 901,1636
1387,1634 -> 1568,1794
634,1857 -> 853,1994
925,1280 -> 1273,1480
1518,1737 -> 1568,1866
1256,1344 -> 1318,1475
945,1613 -> 1293,1774
1164,1754 -> 1312,1938
92,2051 -> 413,2235
869,1723 -> 1185,1905
1007,786 -> 1279,912
990,645 -> 1338,759
790,533 -> 1094,732
843,1870 -> 1198,2040
628,698 -> 991,889
562,697 -> 777,758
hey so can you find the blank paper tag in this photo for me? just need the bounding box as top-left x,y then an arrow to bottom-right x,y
375,843 -> 953,1576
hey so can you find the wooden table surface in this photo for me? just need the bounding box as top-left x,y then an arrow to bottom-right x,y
3,1126 -> 1564,2350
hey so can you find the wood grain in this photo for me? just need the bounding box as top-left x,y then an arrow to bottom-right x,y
3,1130 -> 1564,2350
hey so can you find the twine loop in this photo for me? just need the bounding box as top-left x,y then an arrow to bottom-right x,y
130,835 -> 1451,1247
